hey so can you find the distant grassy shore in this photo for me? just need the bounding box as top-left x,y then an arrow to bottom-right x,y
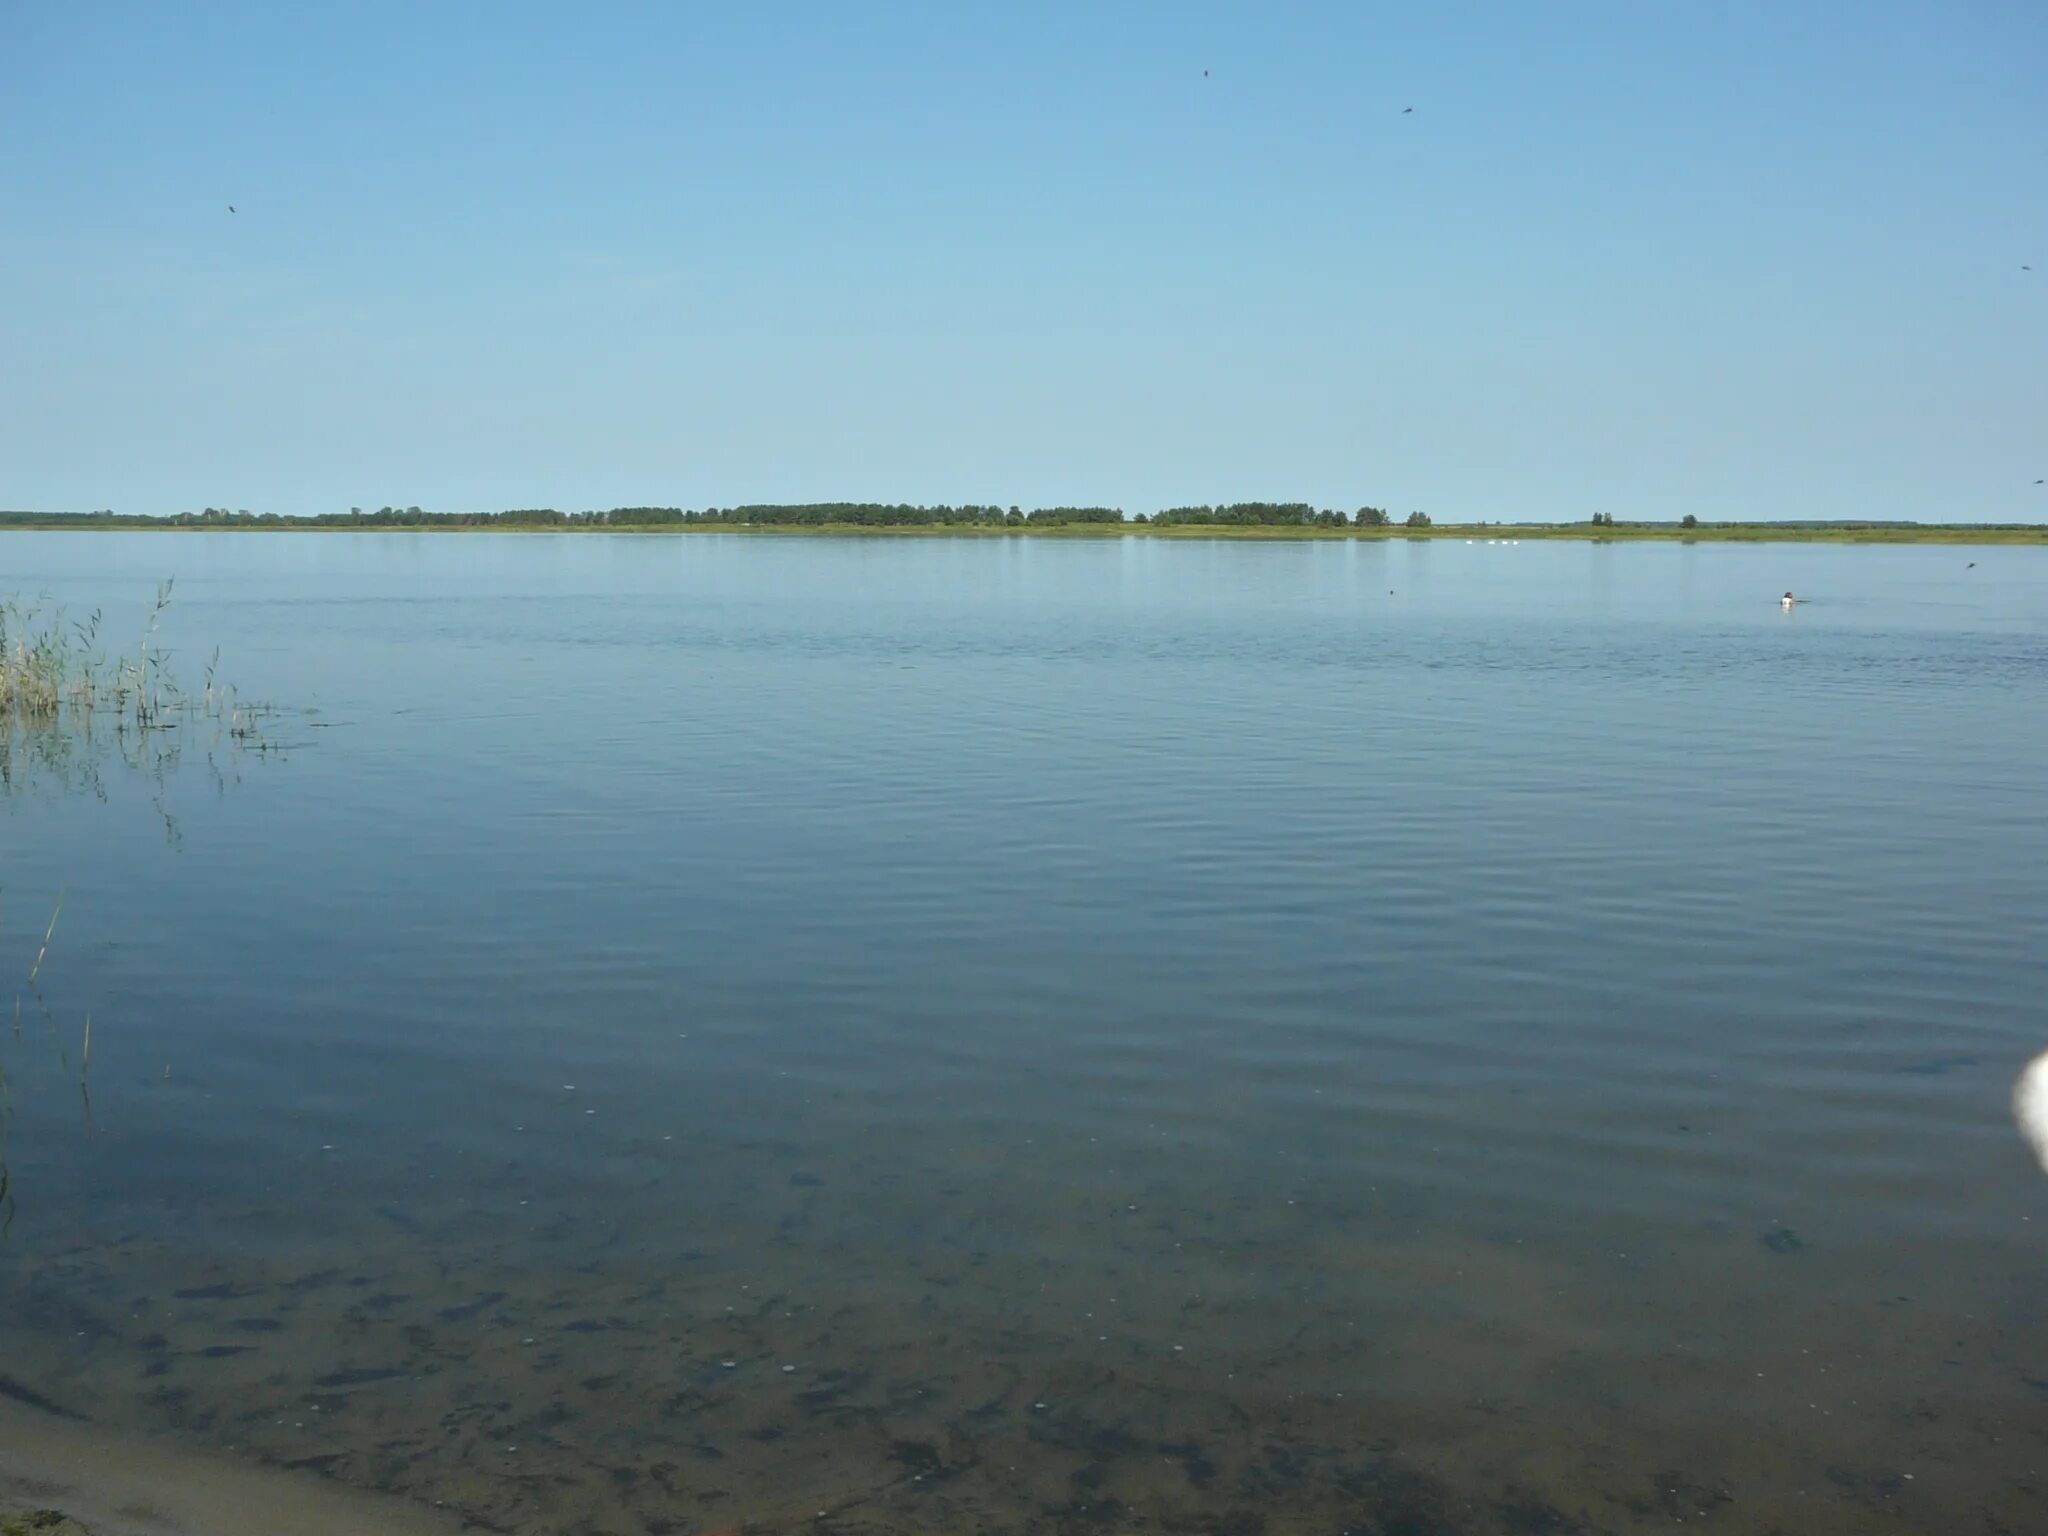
4,515 -> 2046,544
678,521 -> 2045,544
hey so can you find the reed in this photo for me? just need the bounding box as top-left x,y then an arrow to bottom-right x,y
3,584 -> 282,1194
2,582 -> 294,1218
1,581 -> 211,735
0,599 -> 72,723
24,896 -> 60,988
4,584 -> 279,806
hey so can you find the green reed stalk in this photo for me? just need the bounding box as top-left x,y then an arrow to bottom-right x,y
26,895 -> 61,987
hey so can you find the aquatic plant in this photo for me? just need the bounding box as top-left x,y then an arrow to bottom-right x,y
2,582 -> 278,807
3,586 -> 287,1235
24,896 -> 58,989
2,581 -> 179,732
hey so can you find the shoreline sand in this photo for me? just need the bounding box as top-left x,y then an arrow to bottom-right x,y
0,1400 -> 470,1536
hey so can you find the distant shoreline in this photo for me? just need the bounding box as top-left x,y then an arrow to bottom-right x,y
3,520 -> 2046,544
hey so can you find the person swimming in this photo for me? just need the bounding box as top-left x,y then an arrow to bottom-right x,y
1782,591 -> 1797,608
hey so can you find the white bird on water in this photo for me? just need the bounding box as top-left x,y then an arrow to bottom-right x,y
2016,1053 -> 2048,1174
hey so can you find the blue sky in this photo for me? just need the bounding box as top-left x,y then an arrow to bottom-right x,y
2,1 -> 2042,521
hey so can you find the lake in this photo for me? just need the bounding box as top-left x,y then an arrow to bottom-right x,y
2,532 -> 2044,1535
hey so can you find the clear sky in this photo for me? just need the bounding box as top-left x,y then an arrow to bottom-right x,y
2,1 -> 2042,522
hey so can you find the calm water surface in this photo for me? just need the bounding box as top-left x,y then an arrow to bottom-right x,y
2,533 -> 2044,1534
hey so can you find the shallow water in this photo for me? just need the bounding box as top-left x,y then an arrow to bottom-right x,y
2,532 -> 2044,1534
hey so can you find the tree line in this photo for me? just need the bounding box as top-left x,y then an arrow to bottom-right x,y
1145,503 -> 1422,527
2,502 -> 1429,529
7,507 -> 2040,534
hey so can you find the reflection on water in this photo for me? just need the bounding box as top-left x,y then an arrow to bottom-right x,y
0,534 -> 2044,1534
3,705 -> 275,842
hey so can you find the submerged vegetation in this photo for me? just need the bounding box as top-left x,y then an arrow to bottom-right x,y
3,507 -> 2046,542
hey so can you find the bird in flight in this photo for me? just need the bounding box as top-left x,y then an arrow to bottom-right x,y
228,205 -> 236,213
1402,106 -> 1413,113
